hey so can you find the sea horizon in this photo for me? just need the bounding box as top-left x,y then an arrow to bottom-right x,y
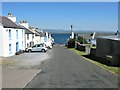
42,29 -> 116,34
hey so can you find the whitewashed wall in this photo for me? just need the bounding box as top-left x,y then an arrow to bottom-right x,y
40,37 -> 46,43
7,16 -> 16,23
34,36 -> 40,44
0,25 -> 3,56
25,34 -> 33,48
1,28 -> 25,57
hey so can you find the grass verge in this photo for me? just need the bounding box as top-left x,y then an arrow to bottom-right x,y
69,48 -> 119,76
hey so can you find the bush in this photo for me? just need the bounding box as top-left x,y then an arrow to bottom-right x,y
77,36 -> 88,44
67,38 -> 75,48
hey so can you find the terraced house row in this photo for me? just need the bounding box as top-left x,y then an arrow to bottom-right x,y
0,13 -> 53,57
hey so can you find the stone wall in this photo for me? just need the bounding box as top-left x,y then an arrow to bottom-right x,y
76,43 -> 85,51
96,38 -> 120,66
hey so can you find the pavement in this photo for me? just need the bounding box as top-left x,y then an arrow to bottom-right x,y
25,45 -> 118,88
1,49 -> 53,88
2,68 -> 41,88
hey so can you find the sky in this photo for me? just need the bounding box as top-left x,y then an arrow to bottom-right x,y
2,2 -> 118,32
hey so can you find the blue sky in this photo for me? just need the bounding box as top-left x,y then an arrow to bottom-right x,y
2,2 -> 118,32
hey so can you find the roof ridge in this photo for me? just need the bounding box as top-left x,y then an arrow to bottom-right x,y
1,16 -> 23,29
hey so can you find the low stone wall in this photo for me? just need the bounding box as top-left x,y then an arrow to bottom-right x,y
90,48 -> 96,56
76,43 -> 91,54
76,43 -> 85,51
96,38 -> 120,66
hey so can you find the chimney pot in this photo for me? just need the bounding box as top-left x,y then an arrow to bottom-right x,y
8,13 -> 12,17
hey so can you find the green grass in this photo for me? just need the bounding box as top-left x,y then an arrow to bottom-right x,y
69,48 -> 119,76
69,48 -> 87,56
91,46 -> 96,49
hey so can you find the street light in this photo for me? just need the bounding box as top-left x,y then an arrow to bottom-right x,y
70,25 -> 73,47
71,25 -> 73,34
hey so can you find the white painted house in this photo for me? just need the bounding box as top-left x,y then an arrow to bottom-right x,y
34,30 -> 41,45
20,21 -> 35,49
29,26 -> 41,45
40,32 -> 54,47
0,16 -> 25,57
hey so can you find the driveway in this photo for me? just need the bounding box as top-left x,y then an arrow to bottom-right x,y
2,49 -> 53,69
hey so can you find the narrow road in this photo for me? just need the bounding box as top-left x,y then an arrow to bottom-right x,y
25,45 -> 118,88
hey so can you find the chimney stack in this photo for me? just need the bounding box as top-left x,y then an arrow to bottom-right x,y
19,20 -> 29,28
7,13 -> 16,22
8,13 -> 12,17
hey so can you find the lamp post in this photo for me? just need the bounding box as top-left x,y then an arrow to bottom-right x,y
70,25 -> 73,47
70,25 -> 73,38
71,25 -> 73,34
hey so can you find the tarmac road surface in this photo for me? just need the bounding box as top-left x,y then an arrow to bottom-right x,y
25,45 -> 118,88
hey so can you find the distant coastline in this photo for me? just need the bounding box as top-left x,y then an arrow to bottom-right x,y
42,29 -> 116,34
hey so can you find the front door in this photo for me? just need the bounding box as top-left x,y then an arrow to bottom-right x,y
16,42 -> 19,52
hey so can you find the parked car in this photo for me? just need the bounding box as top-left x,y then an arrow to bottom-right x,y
26,43 -> 48,52
47,45 -> 52,49
43,42 -> 52,49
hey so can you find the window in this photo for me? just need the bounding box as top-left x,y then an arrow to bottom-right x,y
37,44 -> 40,47
9,44 -> 12,53
22,41 -> 23,48
16,30 -> 18,39
27,43 -> 29,47
32,34 -> 34,39
40,44 -> 43,47
9,29 -> 11,40
22,30 -> 24,38
16,42 -> 19,52
27,34 -> 29,40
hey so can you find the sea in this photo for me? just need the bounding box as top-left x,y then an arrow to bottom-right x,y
51,33 -> 71,44
51,32 -> 114,45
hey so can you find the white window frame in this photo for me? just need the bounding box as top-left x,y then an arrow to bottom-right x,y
22,30 -> 24,38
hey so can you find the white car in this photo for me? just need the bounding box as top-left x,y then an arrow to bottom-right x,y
43,42 -> 52,49
27,44 -> 48,52
47,45 -> 52,49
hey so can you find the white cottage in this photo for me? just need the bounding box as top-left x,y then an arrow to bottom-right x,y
29,26 -> 41,45
40,32 -> 54,48
20,21 -> 35,49
0,16 -> 25,57
25,27 -> 35,48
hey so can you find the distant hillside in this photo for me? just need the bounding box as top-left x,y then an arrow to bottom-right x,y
42,29 -> 115,34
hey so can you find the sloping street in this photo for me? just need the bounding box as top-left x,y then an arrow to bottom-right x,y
25,45 -> 118,88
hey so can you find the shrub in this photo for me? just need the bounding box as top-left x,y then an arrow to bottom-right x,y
77,36 -> 88,44
67,38 -> 75,48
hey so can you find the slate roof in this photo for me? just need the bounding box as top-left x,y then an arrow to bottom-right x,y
0,16 -> 24,29
25,29 -> 34,34
35,30 -> 40,36
20,25 -> 34,34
